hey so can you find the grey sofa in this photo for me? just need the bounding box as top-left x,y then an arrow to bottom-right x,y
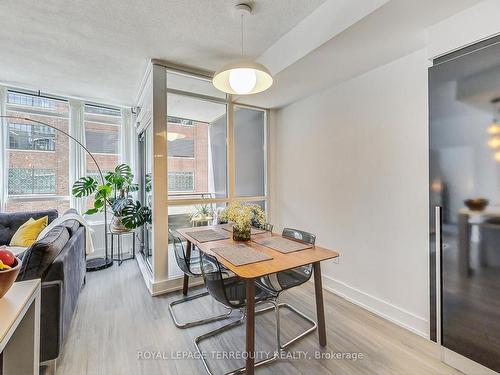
0,208 -> 86,363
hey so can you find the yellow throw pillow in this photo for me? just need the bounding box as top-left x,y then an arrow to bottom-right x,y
10,216 -> 49,247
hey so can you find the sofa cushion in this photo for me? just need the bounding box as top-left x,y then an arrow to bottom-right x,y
17,226 -> 70,281
10,216 -> 48,247
0,209 -> 58,246
61,209 -> 80,235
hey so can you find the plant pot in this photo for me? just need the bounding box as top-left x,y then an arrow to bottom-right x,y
0,257 -> 22,298
233,226 -> 251,241
110,215 -> 130,233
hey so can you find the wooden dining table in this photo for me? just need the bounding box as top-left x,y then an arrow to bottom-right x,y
176,225 -> 340,375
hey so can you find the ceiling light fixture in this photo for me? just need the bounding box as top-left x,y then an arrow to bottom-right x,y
212,3 -> 273,95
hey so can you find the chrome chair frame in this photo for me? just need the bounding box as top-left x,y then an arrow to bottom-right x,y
168,290 -> 233,329
256,227 -> 318,350
195,252 -> 282,375
168,229 -> 231,328
195,301 -> 280,375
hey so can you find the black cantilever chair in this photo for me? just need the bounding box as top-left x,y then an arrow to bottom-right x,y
194,252 -> 279,375
168,229 -> 231,328
256,227 -> 318,350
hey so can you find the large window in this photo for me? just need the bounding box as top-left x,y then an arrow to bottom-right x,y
8,168 -> 56,194
166,90 -> 227,200
84,104 -> 122,210
7,92 -> 56,110
8,123 -> 56,151
164,70 -> 267,279
2,91 -> 124,214
5,91 -> 70,213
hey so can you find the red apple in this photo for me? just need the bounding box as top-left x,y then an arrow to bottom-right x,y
0,248 -> 16,267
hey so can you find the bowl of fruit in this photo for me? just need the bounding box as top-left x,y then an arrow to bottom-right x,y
0,247 -> 22,298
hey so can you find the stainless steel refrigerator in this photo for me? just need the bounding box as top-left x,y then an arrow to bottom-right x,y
430,36 -> 500,372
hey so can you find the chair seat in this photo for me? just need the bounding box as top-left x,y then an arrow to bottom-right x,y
223,275 -> 275,308
257,265 -> 312,294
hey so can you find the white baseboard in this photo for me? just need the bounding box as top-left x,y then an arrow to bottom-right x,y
150,277 -> 204,296
321,274 -> 429,338
135,254 -> 154,295
134,254 -> 204,296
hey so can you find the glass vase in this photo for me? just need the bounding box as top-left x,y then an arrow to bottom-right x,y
233,225 -> 251,241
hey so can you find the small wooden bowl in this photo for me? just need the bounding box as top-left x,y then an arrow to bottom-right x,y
464,198 -> 489,212
0,257 -> 22,299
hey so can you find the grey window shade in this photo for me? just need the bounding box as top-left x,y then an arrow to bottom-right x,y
209,115 -> 228,198
168,139 -> 194,157
234,108 -> 265,197
85,130 -> 119,154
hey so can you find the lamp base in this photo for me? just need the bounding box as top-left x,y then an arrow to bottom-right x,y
86,257 -> 113,272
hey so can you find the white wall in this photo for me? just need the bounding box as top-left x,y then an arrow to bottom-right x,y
270,48 -> 430,336
427,0 -> 500,60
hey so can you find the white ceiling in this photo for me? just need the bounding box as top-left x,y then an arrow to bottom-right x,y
0,0 -> 484,109
0,0 -> 325,107
239,0 -> 483,108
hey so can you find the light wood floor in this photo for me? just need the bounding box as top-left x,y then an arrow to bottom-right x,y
51,260 -> 461,375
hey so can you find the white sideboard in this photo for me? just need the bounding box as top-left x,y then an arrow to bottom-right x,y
0,279 -> 41,375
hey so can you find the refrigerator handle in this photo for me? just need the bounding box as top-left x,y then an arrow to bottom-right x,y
435,205 -> 442,347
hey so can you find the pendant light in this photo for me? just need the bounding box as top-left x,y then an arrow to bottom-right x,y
212,3 -> 273,95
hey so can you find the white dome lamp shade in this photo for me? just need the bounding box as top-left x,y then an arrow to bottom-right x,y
213,61 -> 273,95
212,3 -> 273,95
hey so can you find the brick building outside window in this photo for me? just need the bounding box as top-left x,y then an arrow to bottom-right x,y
5,91 -> 121,213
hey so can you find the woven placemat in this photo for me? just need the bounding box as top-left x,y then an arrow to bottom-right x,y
211,244 -> 272,266
252,236 -> 313,254
185,229 -> 230,243
219,223 -> 267,235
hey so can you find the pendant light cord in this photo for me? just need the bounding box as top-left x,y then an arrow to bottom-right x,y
241,13 -> 244,57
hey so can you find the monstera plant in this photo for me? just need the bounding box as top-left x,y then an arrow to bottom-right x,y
72,164 -> 151,231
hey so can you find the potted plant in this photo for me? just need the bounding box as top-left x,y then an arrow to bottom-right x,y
72,164 -> 151,232
218,202 -> 266,241
190,204 -> 214,227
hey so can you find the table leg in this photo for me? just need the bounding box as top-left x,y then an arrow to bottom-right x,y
245,279 -> 255,375
458,213 -> 472,277
182,241 -> 192,296
313,262 -> 327,347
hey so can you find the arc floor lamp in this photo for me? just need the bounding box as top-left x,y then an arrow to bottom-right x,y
0,115 -> 111,271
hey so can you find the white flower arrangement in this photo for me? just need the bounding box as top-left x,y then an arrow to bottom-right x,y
219,202 -> 266,231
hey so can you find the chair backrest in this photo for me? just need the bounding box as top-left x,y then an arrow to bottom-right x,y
282,228 -> 316,245
199,252 -> 247,309
261,223 -> 274,233
168,228 -> 193,276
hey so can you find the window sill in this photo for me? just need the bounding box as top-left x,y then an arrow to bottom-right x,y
7,195 -> 69,202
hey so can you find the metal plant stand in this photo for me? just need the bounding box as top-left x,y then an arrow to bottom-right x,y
109,230 -> 136,266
